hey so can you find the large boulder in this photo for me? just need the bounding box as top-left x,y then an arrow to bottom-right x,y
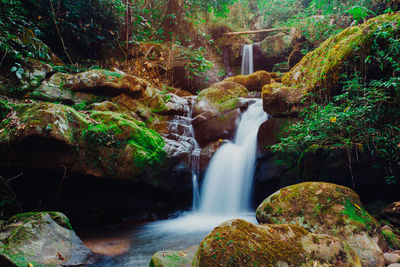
256,182 -> 387,267
261,82 -> 305,117
150,245 -> 198,267
193,219 -> 361,267
224,71 -> 272,92
192,81 -> 250,146
0,101 -> 168,185
0,212 -> 93,266
32,69 -> 150,104
282,13 -> 400,95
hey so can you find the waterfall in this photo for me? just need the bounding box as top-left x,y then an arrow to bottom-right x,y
241,44 -> 254,75
198,99 -> 267,214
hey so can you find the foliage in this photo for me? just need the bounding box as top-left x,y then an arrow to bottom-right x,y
272,20 -> 400,184
181,45 -> 213,79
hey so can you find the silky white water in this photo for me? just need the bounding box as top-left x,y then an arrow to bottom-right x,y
91,99 -> 267,267
199,99 -> 268,214
241,44 -> 254,75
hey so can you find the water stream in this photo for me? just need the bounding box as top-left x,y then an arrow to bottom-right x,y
241,44 -> 254,75
89,100 -> 267,267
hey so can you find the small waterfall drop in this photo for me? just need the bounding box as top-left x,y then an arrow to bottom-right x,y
241,44 -> 254,75
199,99 -> 267,214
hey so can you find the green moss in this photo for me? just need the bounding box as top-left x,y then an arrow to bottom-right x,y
282,13 -> 400,96
382,229 -> 400,249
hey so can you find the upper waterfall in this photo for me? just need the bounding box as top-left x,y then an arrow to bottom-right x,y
241,44 -> 254,75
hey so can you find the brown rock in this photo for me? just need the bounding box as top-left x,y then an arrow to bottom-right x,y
224,71 -> 272,92
383,201 -> 400,225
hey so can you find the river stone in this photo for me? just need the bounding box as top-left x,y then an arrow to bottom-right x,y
224,71 -> 272,92
256,182 -> 386,267
382,229 -> 400,249
388,264 -> 400,267
384,253 -> 400,265
149,245 -> 198,267
192,81 -> 250,146
193,219 -> 361,267
0,212 -> 93,266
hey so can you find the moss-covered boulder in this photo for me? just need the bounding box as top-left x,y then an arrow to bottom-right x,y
149,245 -> 198,267
281,13 -> 400,95
192,81 -> 250,146
0,212 -> 93,266
261,82 -> 305,117
0,101 -> 168,185
224,71 -> 272,92
31,69 -> 151,103
256,182 -> 386,267
193,219 -> 360,267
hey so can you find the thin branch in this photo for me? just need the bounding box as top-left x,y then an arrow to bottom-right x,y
49,0 -> 73,64
6,171 -> 23,183
0,51 -> 7,68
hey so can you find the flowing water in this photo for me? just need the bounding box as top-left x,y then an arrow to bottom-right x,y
88,100 -> 267,267
241,44 -> 254,75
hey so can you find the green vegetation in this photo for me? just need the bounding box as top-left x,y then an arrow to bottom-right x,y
272,14 -> 400,185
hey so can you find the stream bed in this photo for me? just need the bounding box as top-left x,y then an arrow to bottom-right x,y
85,212 -> 256,267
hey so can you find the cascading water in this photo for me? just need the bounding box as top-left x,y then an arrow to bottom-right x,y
91,99 -> 267,267
241,44 -> 254,75
199,99 -> 267,214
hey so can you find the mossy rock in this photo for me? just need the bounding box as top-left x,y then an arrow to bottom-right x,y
282,13 -> 400,96
261,82 -> 305,117
149,245 -> 198,267
382,229 -> 400,249
0,101 -> 168,185
256,182 -> 386,267
196,81 -> 249,111
224,71 -> 272,92
0,212 -> 92,266
193,219 -> 361,267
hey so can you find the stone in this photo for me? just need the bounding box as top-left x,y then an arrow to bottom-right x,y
382,229 -> 400,249
383,201 -> 400,225
256,182 -> 386,267
150,245 -> 198,267
0,212 -> 93,266
388,264 -> 400,267
261,82 -> 304,117
224,71 -> 272,92
193,219 -> 361,267
384,253 -> 400,265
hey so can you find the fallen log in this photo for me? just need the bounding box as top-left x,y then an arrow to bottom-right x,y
222,28 -> 292,36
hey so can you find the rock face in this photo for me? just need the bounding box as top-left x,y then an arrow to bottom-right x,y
193,219 -> 361,267
0,212 -> 93,266
256,182 -> 386,267
192,81 -> 251,146
224,71 -> 272,92
150,245 -> 198,267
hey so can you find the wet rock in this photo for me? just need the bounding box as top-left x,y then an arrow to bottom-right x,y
384,253 -> 400,265
256,182 -> 386,267
192,81 -> 250,146
261,82 -> 304,117
199,140 -> 226,170
0,212 -> 93,266
193,219 -> 361,267
224,71 -> 272,92
383,201 -> 400,225
150,245 -> 198,267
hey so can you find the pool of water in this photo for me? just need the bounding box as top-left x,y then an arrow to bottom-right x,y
86,212 -> 256,267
